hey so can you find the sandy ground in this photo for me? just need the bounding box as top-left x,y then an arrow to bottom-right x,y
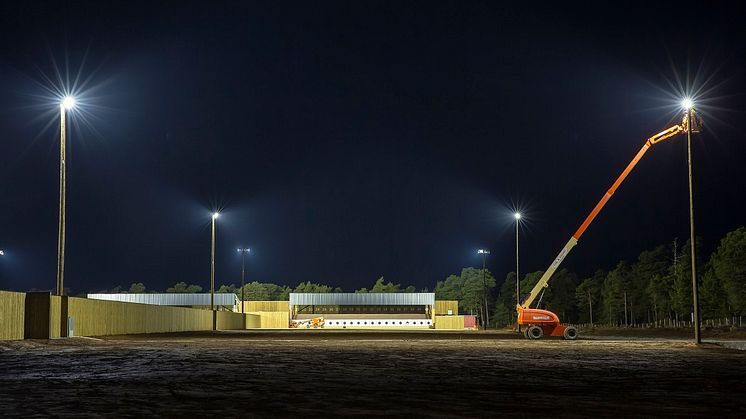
0,330 -> 745,417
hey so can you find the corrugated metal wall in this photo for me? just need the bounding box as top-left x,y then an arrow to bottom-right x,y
290,293 -> 435,306
87,293 -> 237,306
0,291 -> 25,340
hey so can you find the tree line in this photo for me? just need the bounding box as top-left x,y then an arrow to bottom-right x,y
103,277 -> 423,300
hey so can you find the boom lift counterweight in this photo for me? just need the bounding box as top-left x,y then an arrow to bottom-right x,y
518,110 -> 701,340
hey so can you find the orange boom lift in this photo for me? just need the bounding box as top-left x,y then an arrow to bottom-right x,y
518,109 -> 701,340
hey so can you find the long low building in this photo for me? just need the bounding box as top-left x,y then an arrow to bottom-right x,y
288,293 -> 465,329
87,293 -> 238,310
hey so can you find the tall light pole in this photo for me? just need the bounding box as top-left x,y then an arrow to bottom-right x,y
683,98 -> 701,344
514,212 -> 521,331
477,249 -> 490,329
237,247 -> 250,314
57,96 -> 76,296
211,212 -> 219,330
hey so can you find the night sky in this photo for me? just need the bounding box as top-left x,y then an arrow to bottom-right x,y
1,2 -> 744,294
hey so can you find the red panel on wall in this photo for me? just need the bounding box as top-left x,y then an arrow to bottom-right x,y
463,315 -> 476,328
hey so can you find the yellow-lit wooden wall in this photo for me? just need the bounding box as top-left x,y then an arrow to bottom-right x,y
240,301 -> 289,313
0,291 -> 25,340
216,311 -> 246,330
66,297 -> 213,336
434,315 -> 465,329
246,311 -> 289,328
434,300 -> 458,316
245,313 -> 261,328
50,296 -> 62,338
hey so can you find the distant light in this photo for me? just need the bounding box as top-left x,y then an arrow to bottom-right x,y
212,212 -> 219,220
682,98 -> 693,110
477,249 -> 490,255
61,96 -> 76,110
0,250 -> 4,256
237,248 -> 250,253
514,212 -> 522,220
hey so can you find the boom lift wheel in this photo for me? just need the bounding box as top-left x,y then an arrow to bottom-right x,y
527,325 -> 543,339
563,326 -> 578,340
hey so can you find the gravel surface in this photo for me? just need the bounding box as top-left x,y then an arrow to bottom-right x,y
0,331 -> 744,417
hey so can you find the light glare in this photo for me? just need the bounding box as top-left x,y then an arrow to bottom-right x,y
212,212 -> 219,220
681,98 -> 693,110
62,96 -> 76,110
514,212 -> 522,220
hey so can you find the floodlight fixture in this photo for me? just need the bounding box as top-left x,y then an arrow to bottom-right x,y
682,98 -> 693,110
61,96 -> 76,110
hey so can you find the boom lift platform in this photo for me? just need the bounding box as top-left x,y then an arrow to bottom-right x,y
518,109 -> 702,340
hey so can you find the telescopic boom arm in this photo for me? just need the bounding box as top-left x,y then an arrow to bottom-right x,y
518,111 -> 697,311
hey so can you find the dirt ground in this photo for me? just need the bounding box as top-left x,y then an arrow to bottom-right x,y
0,330 -> 744,417
582,325 -> 746,340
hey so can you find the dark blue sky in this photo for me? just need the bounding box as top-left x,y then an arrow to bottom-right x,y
1,1 -> 745,293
